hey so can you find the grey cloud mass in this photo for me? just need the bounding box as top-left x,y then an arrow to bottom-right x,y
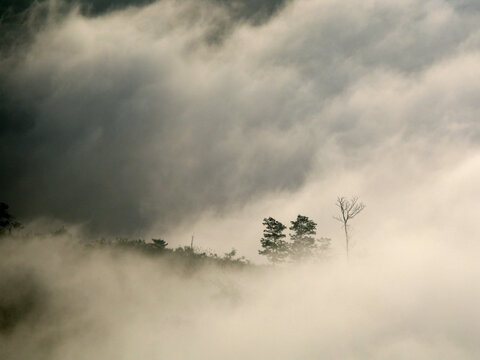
2,0 -> 480,236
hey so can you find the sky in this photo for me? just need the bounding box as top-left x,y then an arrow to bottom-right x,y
1,0 -> 480,259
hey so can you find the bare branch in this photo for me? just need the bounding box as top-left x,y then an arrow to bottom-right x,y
336,197 -> 346,209
347,197 -> 358,212
349,202 -> 365,218
334,195 -> 366,258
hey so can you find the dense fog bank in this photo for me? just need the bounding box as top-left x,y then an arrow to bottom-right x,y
1,236 -> 479,360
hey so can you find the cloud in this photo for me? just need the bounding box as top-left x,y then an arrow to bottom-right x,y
1,236 -> 479,359
1,0 -> 480,238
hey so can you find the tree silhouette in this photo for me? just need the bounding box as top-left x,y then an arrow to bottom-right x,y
289,215 -> 317,261
334,196 -> 365,258
259,217 -> 289,263
151,238 -> 168,250
0,203 -> 21,236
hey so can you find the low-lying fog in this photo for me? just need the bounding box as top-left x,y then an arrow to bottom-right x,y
1,236 -> 479,360
2,0 -> 480,357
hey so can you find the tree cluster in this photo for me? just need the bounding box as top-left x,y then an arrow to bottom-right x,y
1,195 -> 365,266
259,215 -> 330,263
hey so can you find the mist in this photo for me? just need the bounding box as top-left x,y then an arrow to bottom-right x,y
1,236 -> 479,360
1,0 -> 480,357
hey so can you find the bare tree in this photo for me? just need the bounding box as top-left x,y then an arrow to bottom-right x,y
334,196 -> 365,258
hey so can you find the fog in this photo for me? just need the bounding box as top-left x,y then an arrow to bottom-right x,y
1,0 -> 480,357
1,236 -> 479,360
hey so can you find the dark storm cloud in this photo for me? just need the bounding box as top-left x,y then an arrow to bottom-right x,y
0,0 -> 286,20
0,0 -> 307,234
1,0 -> 480,235
0,0 -> 287,46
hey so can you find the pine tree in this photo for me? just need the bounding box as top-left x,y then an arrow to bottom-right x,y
259,217 -> 289,263
289,215 -> 317,261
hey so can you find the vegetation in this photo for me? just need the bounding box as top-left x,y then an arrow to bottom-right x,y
334,196 -> 366,258
258,217 -> 289,263
82,237 -> 251,270
0,196 -> 366,266
259,214 -> 331,263
0,203 -> 21,236
289,215 -> 319,261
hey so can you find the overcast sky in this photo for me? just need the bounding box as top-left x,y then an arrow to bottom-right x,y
1,0 -> 480,258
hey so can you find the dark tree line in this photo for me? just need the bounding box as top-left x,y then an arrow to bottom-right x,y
0,203 -> 21,236
2,195 -> 365,265
86,237 -> 250,266
259,215 -> 331,263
